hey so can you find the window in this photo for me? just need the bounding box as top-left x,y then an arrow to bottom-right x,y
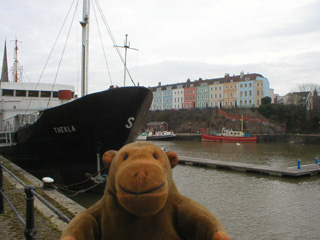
16,90 -> 27,97
249,83 -> 252,87
225,86 -> 228,89
2,89 -> 14,96
28,91 -> 39,97
240,91 -> 243,97
41,91 -> 51,98
229,92 -> 233,98
52,91 -> 59,98
225,93 -> 228,98
240,84 -> 243,88
249,91 -> 252,96
245,91 -> 247,97
257,91 -> 260,96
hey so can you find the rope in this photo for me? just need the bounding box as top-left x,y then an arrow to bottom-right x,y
55,182 -> 103,197
92,2 -> 113,85
47,0 -> 80,108
94,0 -> 136,86
24,0 -> 78,114
55,165 -> 108,189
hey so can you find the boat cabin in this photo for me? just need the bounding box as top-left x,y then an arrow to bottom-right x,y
221,129 -> 245,137
0,82 -> 75,132
146,121 -> 169,132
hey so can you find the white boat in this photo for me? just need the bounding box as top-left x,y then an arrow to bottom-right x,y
146,131 -> 176,140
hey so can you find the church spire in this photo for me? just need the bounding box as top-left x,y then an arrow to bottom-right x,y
1,41 -> 9,82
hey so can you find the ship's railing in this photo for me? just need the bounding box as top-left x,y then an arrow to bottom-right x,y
1,112 -> 40,132
0,131 -> 14,145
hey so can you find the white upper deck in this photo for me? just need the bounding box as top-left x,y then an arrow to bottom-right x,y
0,81 -> 76,130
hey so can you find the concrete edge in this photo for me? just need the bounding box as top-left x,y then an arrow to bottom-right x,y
0,156 -> 85,232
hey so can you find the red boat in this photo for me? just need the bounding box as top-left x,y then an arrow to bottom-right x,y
201,129 -> 257,143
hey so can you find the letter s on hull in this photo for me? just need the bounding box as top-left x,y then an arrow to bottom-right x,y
125,117 -> 135,129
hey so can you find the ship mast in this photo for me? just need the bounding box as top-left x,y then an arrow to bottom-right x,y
80,0 -> 90,97
11,39 -> 23,83
114,34 -> 139,86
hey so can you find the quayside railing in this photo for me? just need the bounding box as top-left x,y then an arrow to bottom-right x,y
0,162 -> 71,240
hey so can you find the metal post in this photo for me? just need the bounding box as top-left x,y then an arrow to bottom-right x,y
297,160 -> 301,170
315,157 -> 319,165
0,162 -> 4,214
24,185 -> 36,240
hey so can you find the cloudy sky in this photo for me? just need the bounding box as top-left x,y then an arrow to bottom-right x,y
1,0 -> 320,96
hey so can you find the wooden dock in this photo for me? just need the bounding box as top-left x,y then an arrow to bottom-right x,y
178,156 -> 320,177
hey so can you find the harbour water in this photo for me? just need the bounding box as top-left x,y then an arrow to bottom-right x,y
71,141 -> 320,240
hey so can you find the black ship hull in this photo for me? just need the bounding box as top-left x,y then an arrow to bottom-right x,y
1,87 -> 152,190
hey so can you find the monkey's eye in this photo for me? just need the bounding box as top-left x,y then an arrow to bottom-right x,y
123,154 -> 129,160
153,153 -> 158,160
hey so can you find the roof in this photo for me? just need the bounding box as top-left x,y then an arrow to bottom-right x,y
147,121 -> 168,126
149,73 -> 265,91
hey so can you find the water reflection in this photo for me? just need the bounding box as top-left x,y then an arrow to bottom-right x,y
156,140 -> 319,168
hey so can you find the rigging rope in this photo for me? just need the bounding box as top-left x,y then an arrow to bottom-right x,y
24,0 -> 78,114
92,2 -> 113,85
47,0 -> 80,108
94,0 -> 136,86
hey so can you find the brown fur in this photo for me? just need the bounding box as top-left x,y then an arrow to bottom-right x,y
61,142 -> 230,240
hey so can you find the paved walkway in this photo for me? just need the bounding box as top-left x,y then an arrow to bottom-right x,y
1,176 -> 62,240
0,156 -> 86,240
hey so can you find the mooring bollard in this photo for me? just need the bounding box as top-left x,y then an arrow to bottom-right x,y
316,157 -> 319,165
24,185 -> 36,240
297,160 -> 301,170
0,162 -> 4,214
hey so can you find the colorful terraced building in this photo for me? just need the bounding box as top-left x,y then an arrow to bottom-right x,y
149,72 -> 270,110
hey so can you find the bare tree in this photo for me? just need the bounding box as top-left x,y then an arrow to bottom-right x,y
291,83 -> 320,93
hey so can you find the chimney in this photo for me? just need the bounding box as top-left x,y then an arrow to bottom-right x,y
240,71 -> 244,79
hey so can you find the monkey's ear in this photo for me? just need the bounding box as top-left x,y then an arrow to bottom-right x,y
102,150 -> 117,168
166,151 -> 178,169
